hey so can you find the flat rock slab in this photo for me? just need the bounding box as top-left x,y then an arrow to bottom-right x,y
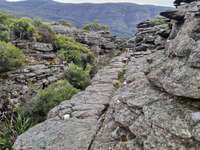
13,117 -> 97,150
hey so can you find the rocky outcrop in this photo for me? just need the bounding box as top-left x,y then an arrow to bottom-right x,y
0,42 -> 64,115
53,25 -> 116,62
134,16 -> 171,52
148,0 -> 200,99
13,53 -> 126,150
13,0 -> 200,149
92,1 -> 200,149
174,0 -> 198,6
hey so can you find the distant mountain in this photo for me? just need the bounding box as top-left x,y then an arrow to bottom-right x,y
0,0 -> 173,35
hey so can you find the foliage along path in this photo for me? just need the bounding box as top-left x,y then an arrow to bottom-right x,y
13,53 -> 127,150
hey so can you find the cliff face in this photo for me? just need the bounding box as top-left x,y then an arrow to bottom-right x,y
13,0 -> 200,150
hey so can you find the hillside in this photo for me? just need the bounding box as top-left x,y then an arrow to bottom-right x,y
0,0 -> 172,35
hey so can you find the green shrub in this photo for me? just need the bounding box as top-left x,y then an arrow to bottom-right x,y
65,63 -> 91,90
53,20 -> 74,28
33,18 -> 56,43
118,70 -> 125,83
55,35 -> 95,67
154,20 -> 165,25
0,30 -> 10,42
0,108 -> 32,150
113,81 -> 120,91
57,48 -> 83,66
82,20 -> 110,32
10,18 -> 38,40
0,41 -> 23,72
0,13 -> 8,24
33,80 -> 80,119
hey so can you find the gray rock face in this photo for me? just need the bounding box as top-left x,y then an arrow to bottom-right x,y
13,54 -> 126,150
91,51 -> 200,150
134,16 -> 171,52
174,0 -> 199,6
0,64 -> 64,108
13,1 -> 200,150
148,1 -> 200,99
52,25 -> 116,61
31,42 -> 54,52
13,117 -> 97,150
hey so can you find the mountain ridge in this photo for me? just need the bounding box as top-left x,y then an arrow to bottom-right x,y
0,0 -> 173,35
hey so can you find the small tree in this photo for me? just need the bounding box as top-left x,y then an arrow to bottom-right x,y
10,18 -> 38,40
82,20 -> 110,32
52,20 -> 74,28
0,41 -> 23,72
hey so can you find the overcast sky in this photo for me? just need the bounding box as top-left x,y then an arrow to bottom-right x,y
6,0 -> 174,7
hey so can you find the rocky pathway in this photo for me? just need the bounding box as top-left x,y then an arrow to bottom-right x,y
13,53 -> 127,150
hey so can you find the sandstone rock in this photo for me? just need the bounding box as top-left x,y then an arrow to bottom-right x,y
31,42 -> 53,52
174,0 -> 198,6
13,54 -> 126,150
134,16 -> 171,52
160,10 -> 185,21
13,117 -> 98,150
12,1 -> 200,150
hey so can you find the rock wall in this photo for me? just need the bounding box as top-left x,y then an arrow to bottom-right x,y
0,41 -> 64,111
13,1 -> 200,150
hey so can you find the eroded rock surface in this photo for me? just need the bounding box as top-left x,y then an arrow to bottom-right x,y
13,53 -> 126,150
13,0 -> 200,149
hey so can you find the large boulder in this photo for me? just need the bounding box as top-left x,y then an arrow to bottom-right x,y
148,1 -> 200,99
174,0 -> 199,6
134,16 -> 171,52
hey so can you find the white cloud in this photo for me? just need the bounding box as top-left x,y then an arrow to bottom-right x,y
6,0 -> 26,2
5,0 -> 174,6
53,0 -> 174,6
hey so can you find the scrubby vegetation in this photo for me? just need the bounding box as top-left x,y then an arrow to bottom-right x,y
154,20 -> 165,25
0,41 -> 23,72
0,12 -> 101,148
33,80 -> 80,121
55,35 -> 95,67
10,18 -> 38,40
33,18 -> 56,43
65,63 -> 91,90
113,70 -> 126,90
118,70 -> 126,83
0,30 -> 9,42
52,20 -> 74,28
82,20 -> 110,32
0,108 -> 32,150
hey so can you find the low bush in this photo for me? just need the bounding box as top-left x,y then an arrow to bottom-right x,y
113,81 -> 120,91
0,41 -> 23,72
55,35 -> 95,67
118,70 -> 125,83
52,20 -> 74,28
154,20 -> 165,25
0,30 -> 10,42
0,108 -> 32,150
65,63 -> 91,90
33,18 -> 56,43
82,20 -> 110,32
33,80 -> 80,120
